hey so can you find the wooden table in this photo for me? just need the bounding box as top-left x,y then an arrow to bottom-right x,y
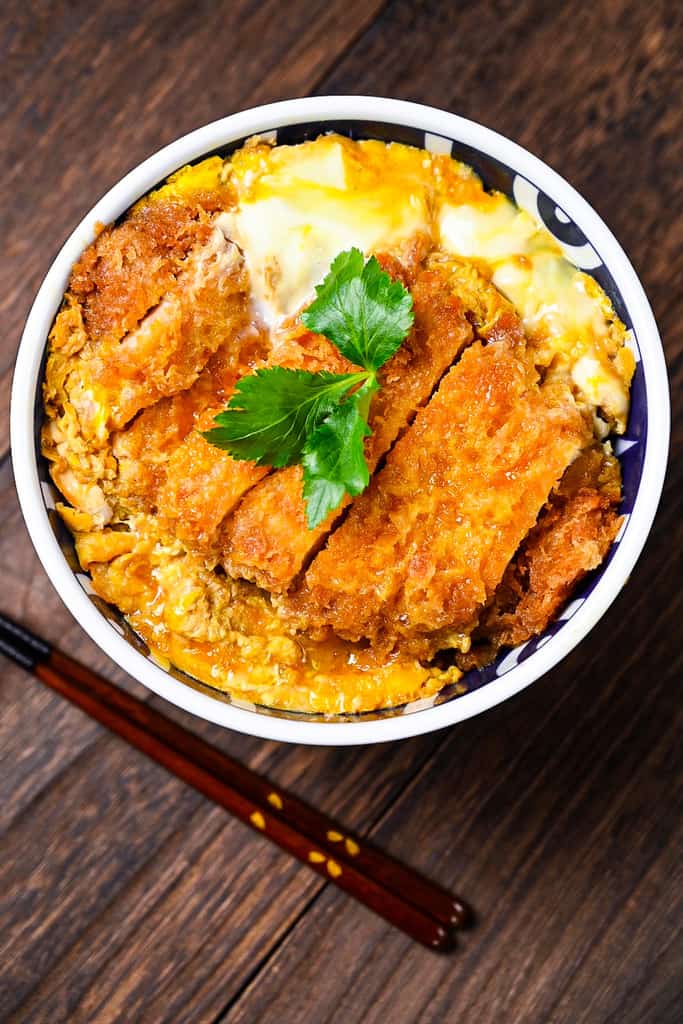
1,2 -> 681,1021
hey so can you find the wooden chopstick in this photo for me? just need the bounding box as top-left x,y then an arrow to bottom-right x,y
0,612 -> 469,949
0,614 -> 467,929
51,649 -> 467,930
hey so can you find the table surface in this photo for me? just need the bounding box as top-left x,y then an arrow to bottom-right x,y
1,2 -> 681,1021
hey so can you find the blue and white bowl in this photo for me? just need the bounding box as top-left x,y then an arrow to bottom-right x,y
11,97 -> 670,744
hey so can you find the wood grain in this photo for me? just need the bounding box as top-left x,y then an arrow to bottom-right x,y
0,671 -> 441,1022
1,0 -> 682,1021
224,566 -> 683,1023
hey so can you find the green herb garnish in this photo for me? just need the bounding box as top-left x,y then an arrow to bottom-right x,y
202,248 -> 414,528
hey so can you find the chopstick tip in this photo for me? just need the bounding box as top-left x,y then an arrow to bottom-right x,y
450,898 -> 472,929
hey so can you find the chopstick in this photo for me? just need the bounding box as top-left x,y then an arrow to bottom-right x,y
0,612 -> 469,950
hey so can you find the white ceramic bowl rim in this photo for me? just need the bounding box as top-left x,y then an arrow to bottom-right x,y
11,96 -> 669,745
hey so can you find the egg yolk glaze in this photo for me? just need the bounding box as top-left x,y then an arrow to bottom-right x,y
42,135 -> 632,714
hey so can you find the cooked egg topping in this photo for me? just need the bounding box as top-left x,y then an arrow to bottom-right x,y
438,195 -> 634,429
217,135 -> 441,326
221,134 -> 633,430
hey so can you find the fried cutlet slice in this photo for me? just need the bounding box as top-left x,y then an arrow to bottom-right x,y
67,158 -> 234,347
111,325 -> 267,512
157,253 -> 432,554
42,189 -> 241,523
159,321 -> 362,550
44,226 -> 249,524
283,329 -> 591,657
69,202 -> 221,348
68,224 -> 250,440
218,265 -> 477,592
455,444 -> 622,667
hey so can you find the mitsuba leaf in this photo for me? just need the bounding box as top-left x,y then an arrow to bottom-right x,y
201,366 -> 366,468
301,248 -> 414,371
203,249 -> 415,527
301,396 -> 371,529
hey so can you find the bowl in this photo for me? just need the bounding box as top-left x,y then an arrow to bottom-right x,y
11,96 -> 670,744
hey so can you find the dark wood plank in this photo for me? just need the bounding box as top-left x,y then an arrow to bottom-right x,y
1,0 -> 681,1022
222,554 -> 683,1024
0,0 -> 385,458
0,683 -> 441,1023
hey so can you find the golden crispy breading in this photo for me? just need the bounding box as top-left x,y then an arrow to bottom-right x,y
160,431 -> 271,550
457,445 -> 622,665
69,177 -> 233,347
42,225 -> 250,524
112,373 -> 219,512
111,327 -> 268,512
219,266 -> 475,591
284,328 -> 591,656
70,203 -> 206,347
45,224 -> 249,463
73,226 -> 248,436
159,324 -> 361,551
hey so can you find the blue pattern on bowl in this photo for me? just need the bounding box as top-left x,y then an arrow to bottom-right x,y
35,119 -> 646,722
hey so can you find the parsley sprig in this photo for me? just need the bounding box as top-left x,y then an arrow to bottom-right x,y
202,248 -> 414,528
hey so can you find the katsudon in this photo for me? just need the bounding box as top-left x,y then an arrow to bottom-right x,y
42,134 -> 634,713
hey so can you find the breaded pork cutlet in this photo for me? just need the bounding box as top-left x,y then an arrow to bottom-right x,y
456,444 -> 622,667
158,320 -> 363,550
111,327 -> 268,513
71,224 -> 248,438
67,177 -> 234,349
42,181 -> 245,523
218,263 -> 475,591
282,319 -> 591,658
112,318 -> 363,547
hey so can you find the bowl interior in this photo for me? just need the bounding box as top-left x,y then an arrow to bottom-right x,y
31,113 -> 649,727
